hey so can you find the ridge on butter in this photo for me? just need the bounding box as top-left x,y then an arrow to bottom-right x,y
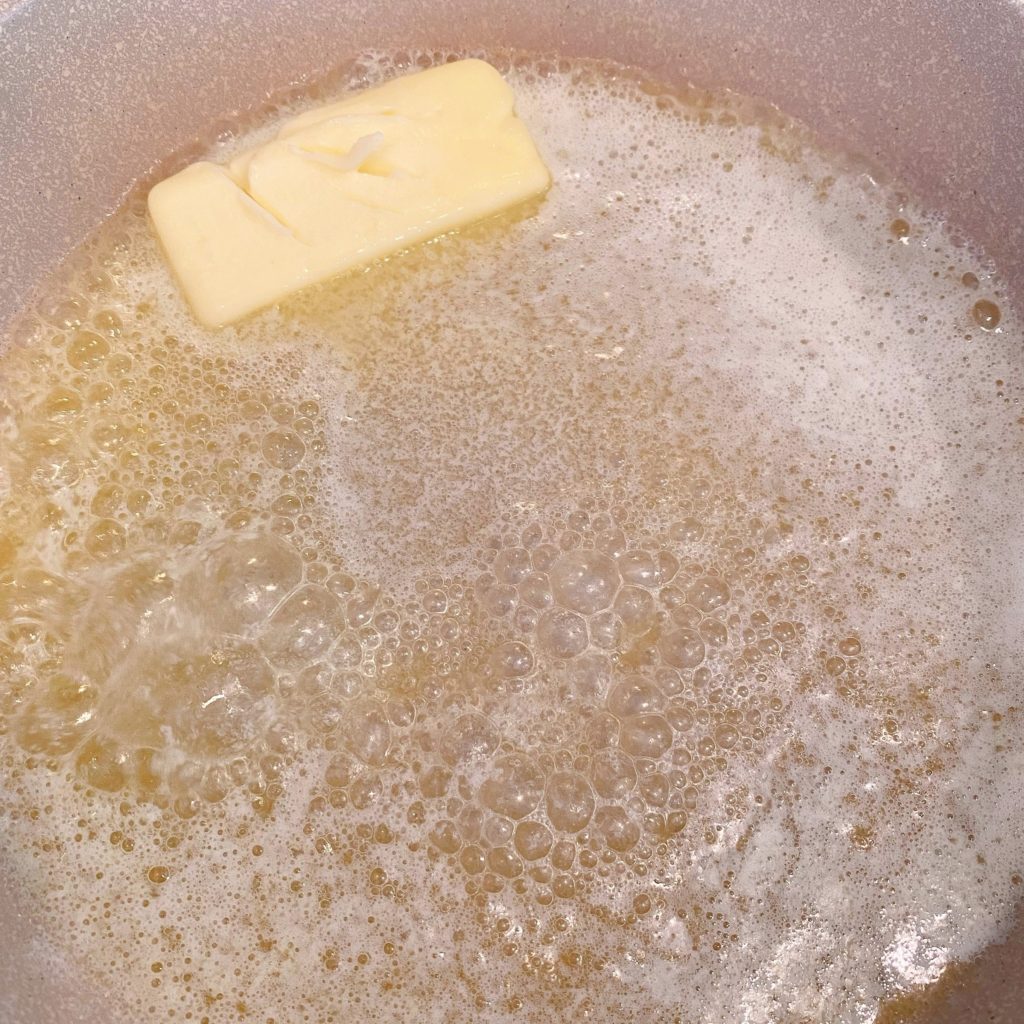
147,59 -> 552,327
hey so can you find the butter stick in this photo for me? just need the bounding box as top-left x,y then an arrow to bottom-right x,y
148,60 -> 551,326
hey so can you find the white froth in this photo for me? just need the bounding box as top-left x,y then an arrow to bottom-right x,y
0,49 -> 1021,1024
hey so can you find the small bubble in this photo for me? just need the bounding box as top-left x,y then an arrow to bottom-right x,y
40,386 -> 83,422
590,748 -> 637,799
260,584 -> 345,669
537,608 -> 589,659
639,772 -> 669,806
514,820 -> 553,861
594,805 -> 640,852
686,576 -> 730,613
659,627 -> 706,669
422,588 -> 448,614
545,771 -> 595,833
350,772 -> 383,809
552,874 -> 576,899
889,218 -> 910,241
261,429 -> 306,469
480,754 -> 545,820
772,621 -> 797,643
607,676 -> 662,717
614,585 -> 655,630
551,839 -> 576,870
459,844 -> 486,875
67,330 -> 110,370
549,549 -> 620,614
670,518 -> 704,544
429,820 -> 461,854
342,700 -> 392,766
617,549 -> 659,587
439,712 -> 500,766
494,547 -> 532,585
487,846 -> 524,878
566,651 -> 611,701
595,528 -> 628,559
589,610 -> 622,650
84,518 -> 127,559
531,543 -> 559,571
971,299 -> 1001,331
666,702 -> 695,733
490,640 -> 535,678
825,656 -> 846,676
619,714 -> 673,758
518,572 -> 553,610
714,724 -> 739,749
521,522 -> 543,548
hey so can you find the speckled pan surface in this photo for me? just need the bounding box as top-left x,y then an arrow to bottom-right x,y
0,1 -> 1022,1021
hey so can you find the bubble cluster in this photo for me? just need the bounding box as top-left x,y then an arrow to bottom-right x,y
0,47 -> 1021,1024
355,500 -> 826,900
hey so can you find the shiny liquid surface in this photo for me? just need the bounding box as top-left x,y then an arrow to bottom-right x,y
0,52 -> 1022,1024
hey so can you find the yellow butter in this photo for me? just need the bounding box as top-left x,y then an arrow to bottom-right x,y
147,60 -> 551,326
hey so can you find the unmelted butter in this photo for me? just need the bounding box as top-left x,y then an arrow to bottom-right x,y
148,60 -> 550,326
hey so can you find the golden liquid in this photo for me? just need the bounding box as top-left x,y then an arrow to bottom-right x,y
0,51 -> 1021,1024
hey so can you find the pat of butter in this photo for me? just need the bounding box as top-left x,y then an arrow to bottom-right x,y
148,59 -> 551,326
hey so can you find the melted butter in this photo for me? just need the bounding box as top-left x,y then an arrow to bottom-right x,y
0,49 -> 1021,1024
